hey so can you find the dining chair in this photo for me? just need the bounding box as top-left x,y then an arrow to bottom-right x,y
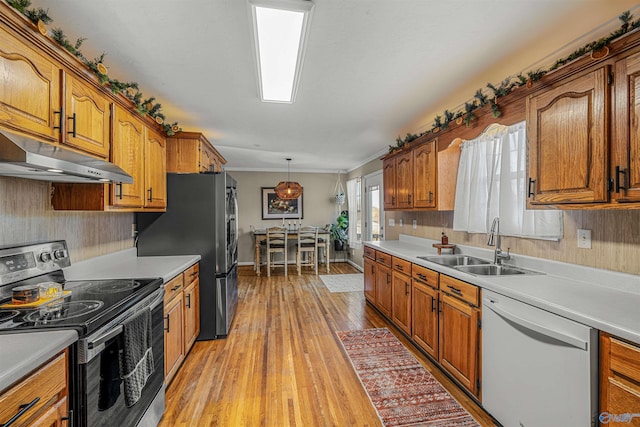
296,226 -> 318,275
250,225 -> 267,274
266,226 -> 288,277
317,224 -> 331,273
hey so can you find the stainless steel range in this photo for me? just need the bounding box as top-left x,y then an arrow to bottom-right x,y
0,241 -> 165,427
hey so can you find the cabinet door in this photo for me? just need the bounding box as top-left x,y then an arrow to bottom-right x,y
613,53 -> 640,202
63,73 -> 110,158
144,126 -> 167,209
527,66 -> 609,204
164,294 -> 184,383
413,140 -> 437,208
391,271 -> 412,334
111,105 -> 144,207
183,278 -> 200,353
395,151 -> 413,209
374,263 -> 392,318
0,26 -> 61,142
383,157 -> 396,209
30,397 -> 68,427
600,333 -> 640,424
439,293 -> 479,396
412,280 -> 439,359
364,257 -> 376,304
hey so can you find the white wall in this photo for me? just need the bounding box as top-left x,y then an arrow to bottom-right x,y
232,171 -> 346,264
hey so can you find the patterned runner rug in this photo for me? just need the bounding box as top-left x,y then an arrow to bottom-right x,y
336,328 -> 480,427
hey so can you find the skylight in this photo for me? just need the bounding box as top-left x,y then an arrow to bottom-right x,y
250,0 -> 314,103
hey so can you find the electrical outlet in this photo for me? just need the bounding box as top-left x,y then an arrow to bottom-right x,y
413,219 -> 417,229
577,229 -> 591,249
388,218 -> 395,227
131,223 -> 137,238
399,219 -> 403,227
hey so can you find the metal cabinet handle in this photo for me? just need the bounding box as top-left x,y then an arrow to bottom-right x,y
1,397 -> 40,427
61,409 -> 73,426
527,178 -> 536,198
405,283 -> 409,295
428,191 -> 433,204
147,187 -> 153,202
164,314 -> 170,332
396,264 -> 403,271
116,182 -> 123,200
616,166 -> 627,193
67,113 -> 77,137
171,285 -> 181,291
408,194 -> 412,204
416,273 -> 428,282
431,298 -> 436,312
447,285 -> 463,296
53,109 -> 63,131
386,273 -> 390,284
186,294 -> 191,308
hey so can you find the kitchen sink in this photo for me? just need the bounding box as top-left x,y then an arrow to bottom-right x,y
454,264 -> 542,276
419,254 -> 491,266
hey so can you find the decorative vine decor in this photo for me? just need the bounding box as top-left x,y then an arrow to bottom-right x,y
389,10 -> 640,153
7,0 -> 182,136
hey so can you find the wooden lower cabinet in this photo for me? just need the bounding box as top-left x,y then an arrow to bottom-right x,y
374,262 -> 392,318
164,287 -> 184,384
600,332 -> 640,426
439,291 -> 480,396
163,262 -> 200,384
0,351 -> 69,427
412,279 -> 439,359
364,256 -> 376,304
391,269 -> 412,335
183,276 -> 200,352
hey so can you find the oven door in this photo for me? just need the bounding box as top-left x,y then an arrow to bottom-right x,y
80,289 -> 165,427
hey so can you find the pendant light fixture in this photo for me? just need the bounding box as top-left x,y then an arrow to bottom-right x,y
275,158 -> 303,200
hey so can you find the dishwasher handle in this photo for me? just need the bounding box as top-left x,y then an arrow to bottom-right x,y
484,298 -> 588,350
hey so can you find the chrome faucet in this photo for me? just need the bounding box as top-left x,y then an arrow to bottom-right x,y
487,217 -> 510,265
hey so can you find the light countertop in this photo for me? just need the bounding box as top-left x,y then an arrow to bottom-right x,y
0,330 -> 78,393
366,235 -> 640,344
64,248 -> 200,283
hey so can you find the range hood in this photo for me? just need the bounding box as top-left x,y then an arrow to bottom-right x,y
0,130 -> 133,183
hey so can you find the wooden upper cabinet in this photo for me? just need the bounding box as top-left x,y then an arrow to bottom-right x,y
395,151 -> 413,209
413,139 -> 437,208
144,126 -> 167,209
383,157 -> 397,209
0,25 -> 61,143
166,132 -> 226,173
527,66 -> 609,205
111,105 -> 145,207
63,72 -> 111,158
613,52 -> 640,203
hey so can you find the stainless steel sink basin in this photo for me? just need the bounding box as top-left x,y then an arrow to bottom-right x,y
454,264 -> 542,276
419,255 -> 491,267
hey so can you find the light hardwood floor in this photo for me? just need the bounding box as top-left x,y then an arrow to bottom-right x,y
159,263 -> 496,426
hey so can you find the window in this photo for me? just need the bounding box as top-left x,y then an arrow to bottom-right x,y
453,122 -> 563,240
347,177 -> 362,248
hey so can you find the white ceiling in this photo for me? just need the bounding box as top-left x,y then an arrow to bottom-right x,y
29,1 -> 625,172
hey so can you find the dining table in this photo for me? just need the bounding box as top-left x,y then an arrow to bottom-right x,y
252,226 -> 331,276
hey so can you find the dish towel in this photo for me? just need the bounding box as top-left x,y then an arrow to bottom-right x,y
119,307 -> 154,407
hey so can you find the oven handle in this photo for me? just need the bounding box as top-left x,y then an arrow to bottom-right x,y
87,325 -> 123,350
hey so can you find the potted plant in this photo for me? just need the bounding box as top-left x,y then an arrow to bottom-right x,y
331,210 -> 349,251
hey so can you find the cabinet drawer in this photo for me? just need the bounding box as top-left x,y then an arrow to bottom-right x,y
440,275 -> 478,307
392,257 -> 411,275
184,263 -> 199,284
375,251 -> 392,267
610,337 -> 640,384
164,273 -> 184,303
0,352 -> 66,426
412,264 -> 439,289
364,246 -> 376,260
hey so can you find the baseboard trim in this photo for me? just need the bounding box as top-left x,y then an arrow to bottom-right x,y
347,259 -> 364,272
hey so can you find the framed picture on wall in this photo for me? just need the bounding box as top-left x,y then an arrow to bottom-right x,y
261,187 -> 303,220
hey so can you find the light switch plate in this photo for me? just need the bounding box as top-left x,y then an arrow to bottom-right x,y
388,218 -> 395,227
399,219 -> 403,227
577,229 -> 591,249
413,220 -> 417,229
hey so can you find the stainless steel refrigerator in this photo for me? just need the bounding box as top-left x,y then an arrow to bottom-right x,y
136,172 -> 238,340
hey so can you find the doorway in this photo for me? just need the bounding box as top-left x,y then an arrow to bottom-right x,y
364,171 -> 384,242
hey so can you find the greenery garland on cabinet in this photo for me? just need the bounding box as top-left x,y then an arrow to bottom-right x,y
7,0 -> 182,136
389,10 -> 640,153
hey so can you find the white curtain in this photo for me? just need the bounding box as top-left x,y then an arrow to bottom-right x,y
453,121 -> 562,240
346,178 -> 361,248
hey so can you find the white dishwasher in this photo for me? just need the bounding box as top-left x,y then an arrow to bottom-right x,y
482,289 -> 598,427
